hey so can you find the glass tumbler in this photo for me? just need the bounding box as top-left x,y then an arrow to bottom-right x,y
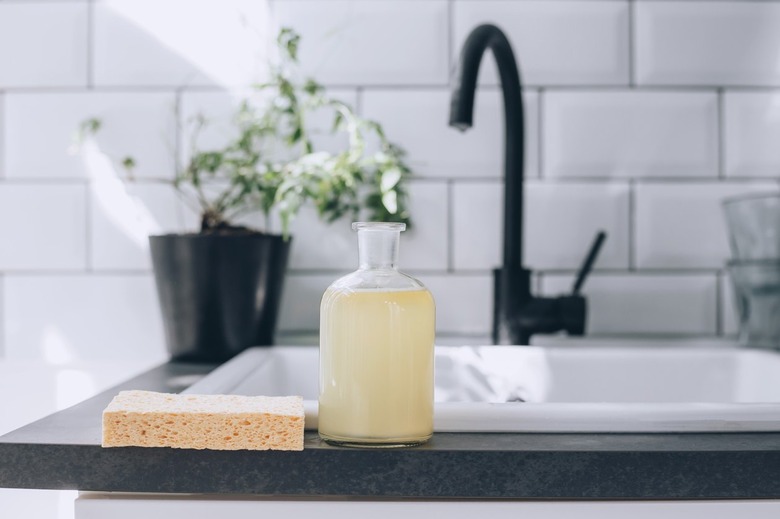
727,260 -> 780,350
723,193 -> 780,260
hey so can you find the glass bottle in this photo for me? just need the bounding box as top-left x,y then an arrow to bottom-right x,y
318,222 -> 435,447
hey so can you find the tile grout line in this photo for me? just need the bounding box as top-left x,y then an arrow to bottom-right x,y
3,176 -> 778,185
174,89 -> 184,228
447,179 -> 454,273
538,269 -> 728,276
1,270 -> 154,277
628,178 -> 636,271
10,81 -> 780,93
355,86 -> 363,116
8,84 -> 780,94
628,0 -> 636,87
717,88 -> 725,179
0,0 -> 770,3
537,88 -> 545,179
268,0 -> 278,36
174,89 -> 183,179
715,272 -> 723,336
2,85 -> 193,94
84,182 -> 93,272
285,268 -> 726,277
87,0 -> 95,89
447,0 -> 454,80
0,273 -> 4,359
0,91 -> 5,180
0,178 -> 118,184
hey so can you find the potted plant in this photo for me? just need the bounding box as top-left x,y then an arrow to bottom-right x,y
78,29 -> 412,362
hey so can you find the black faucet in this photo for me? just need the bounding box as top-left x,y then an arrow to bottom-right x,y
449,24 -> 606,345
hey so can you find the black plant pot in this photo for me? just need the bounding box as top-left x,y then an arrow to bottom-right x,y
149,233 -> 291,363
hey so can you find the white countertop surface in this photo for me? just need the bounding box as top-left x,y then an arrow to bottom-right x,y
0,359 -> 159,519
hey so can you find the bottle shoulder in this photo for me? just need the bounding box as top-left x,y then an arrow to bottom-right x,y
327,269 -> 428,292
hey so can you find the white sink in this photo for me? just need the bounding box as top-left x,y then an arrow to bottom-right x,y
184,345 -> 780,433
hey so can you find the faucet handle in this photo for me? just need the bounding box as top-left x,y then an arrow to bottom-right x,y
572,231 -> 607,295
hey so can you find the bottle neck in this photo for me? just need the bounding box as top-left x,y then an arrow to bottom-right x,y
358,230 -> 400,270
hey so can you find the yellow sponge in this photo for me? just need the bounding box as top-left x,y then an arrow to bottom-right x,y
102,390 -> 304,451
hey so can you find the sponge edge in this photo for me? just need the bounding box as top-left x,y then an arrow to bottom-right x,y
102,390 -> 304,451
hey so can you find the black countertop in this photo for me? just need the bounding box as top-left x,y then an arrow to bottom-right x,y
1,360 -> 780,499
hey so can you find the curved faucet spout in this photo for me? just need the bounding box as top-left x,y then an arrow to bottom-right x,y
449,24 -> 600,345
449,24 -> 525,268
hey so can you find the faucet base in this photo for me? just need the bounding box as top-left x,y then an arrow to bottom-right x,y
492,267 -> 532,345
492,267 -> 587,345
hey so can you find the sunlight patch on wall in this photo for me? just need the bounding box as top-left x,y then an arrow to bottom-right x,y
42,325 -> 74,365
105,0 -> 271,87
81,139 -> 162,249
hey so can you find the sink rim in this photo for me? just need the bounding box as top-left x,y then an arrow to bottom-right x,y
184,344 -> 780,433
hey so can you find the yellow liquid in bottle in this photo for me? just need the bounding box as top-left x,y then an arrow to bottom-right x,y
319,287 -> 435,447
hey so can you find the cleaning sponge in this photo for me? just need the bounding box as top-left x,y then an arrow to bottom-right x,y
102,390 -> 304,451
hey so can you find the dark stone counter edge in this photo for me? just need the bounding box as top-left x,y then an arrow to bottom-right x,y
2,360 -> 780,499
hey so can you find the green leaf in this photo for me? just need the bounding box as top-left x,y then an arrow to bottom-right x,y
278,27 -> 300,62
81,118 -> 102,135
289,125 -> 303,144
303,79 -> 322,95
121,157 -> 136,170
380,167 -> 402,193
331,111 -> 345,133
381,190 -> 398,215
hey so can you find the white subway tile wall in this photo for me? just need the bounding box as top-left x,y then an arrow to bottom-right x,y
422,275 -> 493,335
90,183 -> 189,270
278,274 -> 334,333
287,181 -> 449,271
635,182 -> 779,269
361,89 -> 540,178
453,1 -> 630,87
272,0 -> 449,86
724,92 -> 780,177
278,272 -> 494,335
0,275 -> 3,357
3,274 -> 166,362
2,0 -> 780,359
452,181 -> 630,270
0,93 -> 4,178
544,91 -> 718,178
94,0 -> 271,87
0,2 -> 88,88
179,88 -> 358,166
5,92 -> 176,179
636,1 -> 780,86
541,274 -> 718,336
0,185 -> 87,271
